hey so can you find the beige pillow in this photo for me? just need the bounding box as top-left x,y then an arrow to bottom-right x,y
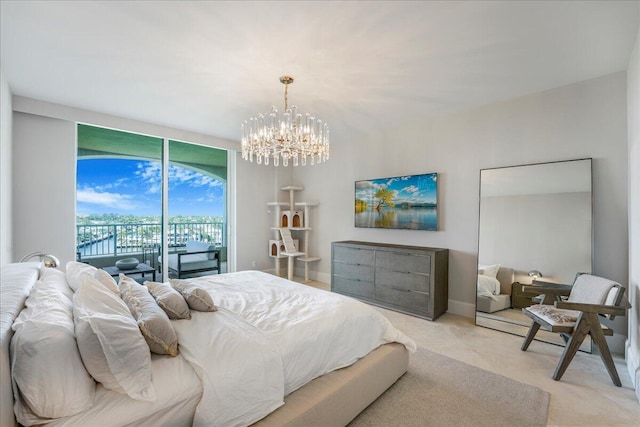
170,279 -> 217,312
144,281 -> 191,320
119,275 -> 179,356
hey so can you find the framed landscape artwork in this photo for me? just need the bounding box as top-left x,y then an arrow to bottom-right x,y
355,173 -> 438,231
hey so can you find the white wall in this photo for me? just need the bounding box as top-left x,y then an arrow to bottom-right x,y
295,72 -> 629,331
234,151 -> 278,272
479,192 -> 592,284
0,70 -> 12,266
13,112 -> 76,264
626,15 -> 640,402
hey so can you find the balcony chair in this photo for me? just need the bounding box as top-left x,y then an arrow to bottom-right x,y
520,273 -> 629,386
162,240 -> 220,279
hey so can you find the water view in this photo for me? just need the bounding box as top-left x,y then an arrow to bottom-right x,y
76,214 -> 224,258
355,206 -> 437,230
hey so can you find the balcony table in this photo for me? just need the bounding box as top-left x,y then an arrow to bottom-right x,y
102,262 -> 156,282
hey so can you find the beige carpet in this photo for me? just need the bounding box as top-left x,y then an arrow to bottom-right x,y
349,347 -> 550,427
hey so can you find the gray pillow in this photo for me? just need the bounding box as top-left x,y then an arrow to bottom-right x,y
170,279 -> 217,312
119,275 -> 179,356
144,281 -> 191,320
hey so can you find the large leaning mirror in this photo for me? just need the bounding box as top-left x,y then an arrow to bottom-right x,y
475,158 -> 593,351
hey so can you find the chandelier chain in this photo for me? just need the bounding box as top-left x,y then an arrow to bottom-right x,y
284,81 -> 289,111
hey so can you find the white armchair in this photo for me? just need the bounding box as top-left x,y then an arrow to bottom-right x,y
165,241 -> 220,279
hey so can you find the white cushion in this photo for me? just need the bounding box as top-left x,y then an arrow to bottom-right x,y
73,273 -> 156,401
525,304 -> 580,326
66,261 -> 98,292
569,274 -> 617,304
11,277 -> 95,424
185,240 -> 216,259
93,269 -> 121,296
479,264 -> 500,278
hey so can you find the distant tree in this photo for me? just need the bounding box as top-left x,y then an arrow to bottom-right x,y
374,188 -> 395,211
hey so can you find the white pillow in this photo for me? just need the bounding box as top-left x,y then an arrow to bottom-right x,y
66,261 -> 98,291
479,264 -> 500,279
93,269 -> 121,296
11,278 -> 95,424
73,273 -> 156,402
40,267 -> 74,299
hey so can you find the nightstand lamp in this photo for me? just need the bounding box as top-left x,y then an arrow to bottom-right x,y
528,269 -> 543,282
20,251 -> 60,268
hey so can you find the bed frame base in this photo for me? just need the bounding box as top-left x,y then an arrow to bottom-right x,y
252,343 -> 409,427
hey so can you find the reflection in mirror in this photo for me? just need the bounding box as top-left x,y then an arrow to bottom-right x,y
475,159 -> 592,351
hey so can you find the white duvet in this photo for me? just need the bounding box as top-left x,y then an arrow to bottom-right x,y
173,270 -> 416,427
477,274 -> 501,300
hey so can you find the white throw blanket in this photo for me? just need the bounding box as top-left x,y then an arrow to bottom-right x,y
175,270 -> 416,426
477,274 -> 501,300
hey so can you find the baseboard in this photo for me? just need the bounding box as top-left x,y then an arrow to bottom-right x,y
625,339 -> 640,403
314,270 -> 331,284
447,299 -> 475,318
291,266 -> 330,284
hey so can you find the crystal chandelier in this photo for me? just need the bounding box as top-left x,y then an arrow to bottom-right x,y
241,76 -> 330,167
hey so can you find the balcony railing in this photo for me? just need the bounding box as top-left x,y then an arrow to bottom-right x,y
76,222 -> 225,258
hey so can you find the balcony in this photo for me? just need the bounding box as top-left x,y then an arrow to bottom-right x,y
76,221 -> 226,276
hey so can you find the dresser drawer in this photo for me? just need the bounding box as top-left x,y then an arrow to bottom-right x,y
375,251 -> 430,274
375,284 -> 429,314
332,276 -> 375,299
333,246 -> 375,266
333,262 -> 374,282
375,268 -> 429,293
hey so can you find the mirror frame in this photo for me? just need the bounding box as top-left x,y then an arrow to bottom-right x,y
474,158 -> 593,349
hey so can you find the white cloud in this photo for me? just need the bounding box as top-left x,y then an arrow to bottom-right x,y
402,185 -> 420,194
134,162 -> 221,193
77,188 -> 137,210
169,166 -> 221,188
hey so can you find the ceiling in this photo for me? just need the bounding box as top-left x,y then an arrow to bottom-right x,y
1,1 -> 638,143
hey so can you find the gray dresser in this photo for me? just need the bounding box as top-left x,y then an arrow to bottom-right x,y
331,241 -> 449,320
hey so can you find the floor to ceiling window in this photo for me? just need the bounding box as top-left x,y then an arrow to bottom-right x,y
76,124 -> 229,277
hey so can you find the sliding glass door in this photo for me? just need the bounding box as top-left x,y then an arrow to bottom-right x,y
76,124 -> 229,278
168,140 -> 228,272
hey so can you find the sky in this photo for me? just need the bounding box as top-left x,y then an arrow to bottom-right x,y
355,173 -> 437,206
77,159 -> 224,217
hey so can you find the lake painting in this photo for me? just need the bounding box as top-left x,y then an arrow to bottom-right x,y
355,173 -> 438,231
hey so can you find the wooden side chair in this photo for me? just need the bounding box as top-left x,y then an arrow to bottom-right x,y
520,273 -> 629,386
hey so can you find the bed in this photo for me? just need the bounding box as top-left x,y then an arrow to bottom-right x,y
1,263 -> 415,427
476,265 -> 515,313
